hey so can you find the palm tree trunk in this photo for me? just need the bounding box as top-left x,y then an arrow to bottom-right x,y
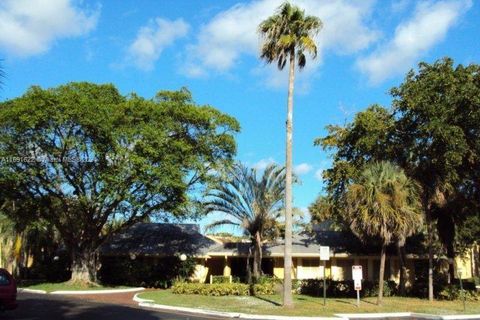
254,231 -> 263,280
253,242 -> 259,282
425,203 -> 434,301
283,50 -> 295,308
397,241 -> 407,296
246,246 -> 252,284
377,244 -> 386,306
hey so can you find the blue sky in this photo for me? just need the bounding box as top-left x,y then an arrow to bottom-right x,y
1,0 -> 479,231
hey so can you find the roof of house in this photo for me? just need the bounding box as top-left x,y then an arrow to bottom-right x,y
100,223 -> 218,257
100,223 -> 427,258
206,230 -> 378,257
207,229 -> 427,257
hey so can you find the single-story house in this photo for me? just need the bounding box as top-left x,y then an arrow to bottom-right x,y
100,223 -> 477,285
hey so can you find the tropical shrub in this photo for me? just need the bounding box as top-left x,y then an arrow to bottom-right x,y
172,282 -> 249,296
437,284 -> 478,301
171,281 -> 276,296
210,275 -> 232,284
293,279 -> 397,298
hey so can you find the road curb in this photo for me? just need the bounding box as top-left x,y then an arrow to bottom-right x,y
133,292 -> 154,303
133,295 -> 480,320
18,288 -> 47,294
134,295 -> 339,320
18,287 -> 144,295
50,287 -> 145,295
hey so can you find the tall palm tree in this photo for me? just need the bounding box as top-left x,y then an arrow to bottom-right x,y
344,161 -> 422,305
258,2 -> 322,307
205,163 -> 286,283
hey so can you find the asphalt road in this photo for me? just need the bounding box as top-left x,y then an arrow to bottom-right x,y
0,292 -> 233,320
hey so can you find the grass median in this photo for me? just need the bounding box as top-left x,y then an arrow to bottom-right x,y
137,290 -> 480,317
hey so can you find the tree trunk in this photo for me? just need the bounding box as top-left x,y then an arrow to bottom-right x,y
426,211 -> 434,301
397,241 -> 407,296
283,50 -> 295,308
446,241 -> 455,284
252,231 -> 262,282
253,244 -> 259,282
246,246 -> 252,285
474,244 -> 479,278
377,244 -> 386,306
70,248 -> 96,284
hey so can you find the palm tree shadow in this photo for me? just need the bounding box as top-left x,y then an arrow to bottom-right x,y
297,296 -> 324,306
254,295 -> 282,306
361,299 -> 377,306
334,299 -> 358,306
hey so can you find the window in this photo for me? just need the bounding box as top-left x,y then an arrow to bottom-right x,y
0,272 -> 11,286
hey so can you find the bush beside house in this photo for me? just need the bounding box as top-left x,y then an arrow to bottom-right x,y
98,256 -> 196,288
172,281 -> 276,296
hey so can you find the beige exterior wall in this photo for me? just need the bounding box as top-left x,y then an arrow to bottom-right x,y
202,248 -> 476,284
273,258 -> 297,279
455,255 -> 473,279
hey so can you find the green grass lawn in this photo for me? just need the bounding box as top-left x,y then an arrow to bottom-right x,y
138,290 -> 480,317
22,282 -> 131,293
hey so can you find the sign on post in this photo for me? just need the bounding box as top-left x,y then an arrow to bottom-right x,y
354,279 -> 362,290
352,265 -> 363,280
319,246 -> 330,306
320,246 -> 330,261
352,265 -> 363,307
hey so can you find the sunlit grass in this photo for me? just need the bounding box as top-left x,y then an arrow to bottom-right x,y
138,290 -> 480,316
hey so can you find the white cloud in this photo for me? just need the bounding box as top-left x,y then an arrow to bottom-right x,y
294,163 -> 313,175
252,157 -> 276,170
0,0 -> 99,57
182,0 -> 379,86
127,18 -> 189,71
314,168 -> 324,181
357,0 -> 472,84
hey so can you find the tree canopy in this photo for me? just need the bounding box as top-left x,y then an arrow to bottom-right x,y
0,82 -> 240,282
314,57 -> 480,295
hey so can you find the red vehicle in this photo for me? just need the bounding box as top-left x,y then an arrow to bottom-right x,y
0,268 -> 17,311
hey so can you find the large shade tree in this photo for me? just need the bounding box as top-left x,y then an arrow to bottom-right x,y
316,58 -> 480,299
205,163 -> 286,283
0,83 -> 239,283
258,2 -> 322,307
392,58 -> 480,293
344,161 -> 422,305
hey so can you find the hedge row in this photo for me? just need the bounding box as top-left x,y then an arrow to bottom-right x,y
171,278 -> 478,300
293,279 -> 397,298
171,281 -> 276,296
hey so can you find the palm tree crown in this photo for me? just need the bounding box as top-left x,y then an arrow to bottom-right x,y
344,161 -> 422,305
205,163 -> 286,280
259,2 -> 322,70
346,161 -> 422,244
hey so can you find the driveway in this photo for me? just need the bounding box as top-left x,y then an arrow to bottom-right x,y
2,292 -> 235,320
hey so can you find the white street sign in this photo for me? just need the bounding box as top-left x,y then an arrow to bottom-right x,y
354,279 -> 362,290
352,265 -> 363,280
320,246 -> 330,261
